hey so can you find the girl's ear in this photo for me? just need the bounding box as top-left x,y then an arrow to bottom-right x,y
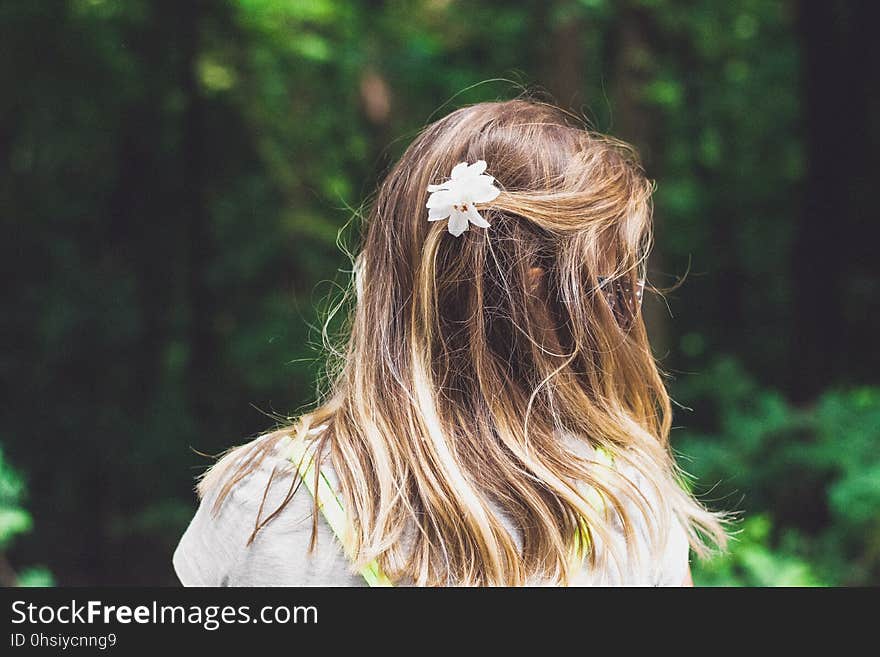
528,266 -> 545,294
526,265 -> 560,351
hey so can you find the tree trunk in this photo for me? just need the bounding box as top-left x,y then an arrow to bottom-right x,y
179,0 -> 216,420
793,0 -> 878,400
610,6 -> 669,359
547,6 -> 586,111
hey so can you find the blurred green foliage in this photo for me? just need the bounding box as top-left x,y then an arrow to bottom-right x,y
1,0 -> 877,584
678,359 -> 880,585
0,448 -> 32,552
694,515 -> 825,587
0,448 -> 54,586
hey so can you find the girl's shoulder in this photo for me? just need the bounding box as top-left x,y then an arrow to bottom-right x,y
562,436 -> 692,586
172,431 -> 363,586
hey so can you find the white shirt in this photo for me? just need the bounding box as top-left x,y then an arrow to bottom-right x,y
173,434 -> 691,586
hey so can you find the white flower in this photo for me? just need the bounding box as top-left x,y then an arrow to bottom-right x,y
426,160 -> 500,237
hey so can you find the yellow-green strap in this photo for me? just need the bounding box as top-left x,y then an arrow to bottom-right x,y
573,446 -> 614,560
286,435 -> 393,587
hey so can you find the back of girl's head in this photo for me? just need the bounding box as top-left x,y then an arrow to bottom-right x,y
207,99 -> 726,586
353,99 -> 656,438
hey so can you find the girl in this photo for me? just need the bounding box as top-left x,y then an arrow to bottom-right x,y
173,99 -> 727,586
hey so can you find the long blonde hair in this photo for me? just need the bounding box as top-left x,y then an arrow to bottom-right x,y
201,99 -> 727,585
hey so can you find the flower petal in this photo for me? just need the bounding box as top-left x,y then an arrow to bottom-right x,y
465,203 -> 490,228
428,205 -> 451,221
470,182 -> 501,204
448,210 -> 469,236
449,162 -> 469,179
467,160 -> 487,176
427,183 -> 450,193
426,189 -> 456,208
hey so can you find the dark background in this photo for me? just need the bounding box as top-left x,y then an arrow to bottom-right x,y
1,0 -> 878,586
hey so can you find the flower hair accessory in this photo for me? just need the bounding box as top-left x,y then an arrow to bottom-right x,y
426,160 -> 500,237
